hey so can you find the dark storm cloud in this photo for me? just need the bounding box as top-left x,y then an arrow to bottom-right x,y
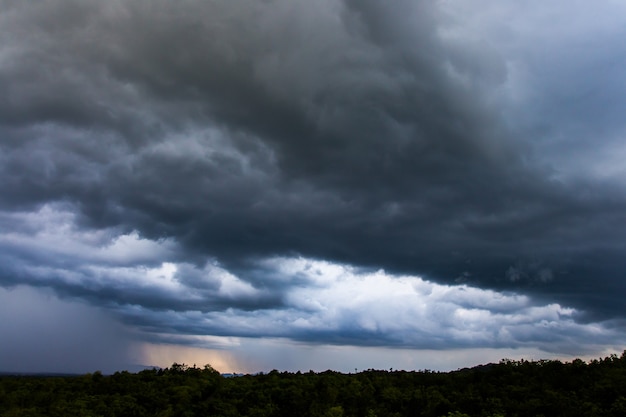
2,0 -> 626,351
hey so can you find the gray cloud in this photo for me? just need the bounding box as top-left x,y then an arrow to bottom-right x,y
2,211 -> 624,357
1,0 -> 626,367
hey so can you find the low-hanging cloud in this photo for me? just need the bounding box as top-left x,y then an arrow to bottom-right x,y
1,205 -> 623,357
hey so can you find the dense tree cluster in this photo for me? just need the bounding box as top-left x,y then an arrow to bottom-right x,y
1,352 -> 626,416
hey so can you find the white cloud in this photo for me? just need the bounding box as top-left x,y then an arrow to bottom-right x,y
0,204 -> 178,266
1,206 -> 623,372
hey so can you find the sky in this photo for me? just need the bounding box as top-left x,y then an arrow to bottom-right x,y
1,0 -> 626,374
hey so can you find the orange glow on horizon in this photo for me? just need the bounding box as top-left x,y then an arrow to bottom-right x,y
135,343 -> 248,374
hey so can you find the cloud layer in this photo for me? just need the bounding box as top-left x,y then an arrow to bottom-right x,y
1,0 -> 626,370
1,205 -> 623,364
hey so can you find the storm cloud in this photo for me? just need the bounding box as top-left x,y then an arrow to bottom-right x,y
1,0 -> 626,372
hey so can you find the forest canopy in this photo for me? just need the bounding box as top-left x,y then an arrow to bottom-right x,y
1,352 -> 625,417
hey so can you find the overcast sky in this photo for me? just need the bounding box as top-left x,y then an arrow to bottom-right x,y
2,0 -> 626,374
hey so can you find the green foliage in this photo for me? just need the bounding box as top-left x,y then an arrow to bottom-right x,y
443,412 -> 471,417
1,352 -> 626,417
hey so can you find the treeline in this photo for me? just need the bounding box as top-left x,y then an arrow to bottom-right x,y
1,352 -> 626,417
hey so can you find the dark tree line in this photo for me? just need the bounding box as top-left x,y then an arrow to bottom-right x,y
1,352 -> 626,416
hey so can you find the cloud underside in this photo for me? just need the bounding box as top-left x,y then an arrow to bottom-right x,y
2,0 -> 626,356
1,205 -> 623,353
